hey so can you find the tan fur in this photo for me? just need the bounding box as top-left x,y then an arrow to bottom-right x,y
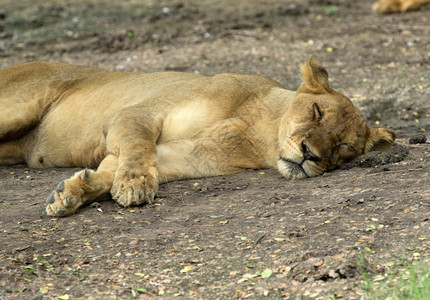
373,0 -> 430,13
0,56 -> 396,216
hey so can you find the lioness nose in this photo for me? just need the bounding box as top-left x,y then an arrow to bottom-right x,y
301,141 -> 320,162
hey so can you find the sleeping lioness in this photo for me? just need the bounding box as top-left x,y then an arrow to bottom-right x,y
373,0 -> 430,13
0,56 -> 395,216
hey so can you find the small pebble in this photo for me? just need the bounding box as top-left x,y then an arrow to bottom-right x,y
115,65 -> 126,71
90,202 -> 102,208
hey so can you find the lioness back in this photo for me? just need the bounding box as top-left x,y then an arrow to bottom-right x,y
2,62 -> 282,168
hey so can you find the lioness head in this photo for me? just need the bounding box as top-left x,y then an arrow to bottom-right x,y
277,56 -> 396,179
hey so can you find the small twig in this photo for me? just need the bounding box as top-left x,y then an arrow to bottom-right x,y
14,245 -> 31,252
254,233 -> 266,245
366,24 -> 430,33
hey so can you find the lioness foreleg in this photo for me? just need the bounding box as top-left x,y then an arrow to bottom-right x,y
105,106 -> 161,208
46,155 -> 117,216
110,140 -> 159,207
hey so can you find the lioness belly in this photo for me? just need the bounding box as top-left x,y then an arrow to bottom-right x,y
21,99 -> 115,168
19,77 -> 152,167
22,124 -> 106,168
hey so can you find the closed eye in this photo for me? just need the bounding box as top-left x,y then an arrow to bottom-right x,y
339,144 -> 355,156
313,103 -> 322,121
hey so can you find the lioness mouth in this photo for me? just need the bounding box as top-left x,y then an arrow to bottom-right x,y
279,157 -> 309,179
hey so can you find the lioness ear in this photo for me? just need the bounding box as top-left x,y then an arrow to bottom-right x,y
365,128 -> 396,152
297,55 -> 330,94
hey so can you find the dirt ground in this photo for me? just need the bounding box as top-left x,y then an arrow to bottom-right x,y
1,0 -> 430,299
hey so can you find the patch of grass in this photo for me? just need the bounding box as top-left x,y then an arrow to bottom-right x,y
80,226 -> 105,235
21,265 -> 36,275
320,5 -> 339,14
359,255 -> 430,299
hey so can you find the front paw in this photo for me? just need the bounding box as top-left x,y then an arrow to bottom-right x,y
46,180 -> 82,217
45,169 -> 98,216
111,167 -> 159,207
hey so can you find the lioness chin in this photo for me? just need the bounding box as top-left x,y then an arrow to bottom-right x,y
0,56 -> 395,216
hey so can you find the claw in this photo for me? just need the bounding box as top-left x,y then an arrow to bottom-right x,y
148,192 -> 155,203
56,181 -> 65,192
83,169 -> 91,181
137,190 -> 144,201
46,192 -> 56,204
